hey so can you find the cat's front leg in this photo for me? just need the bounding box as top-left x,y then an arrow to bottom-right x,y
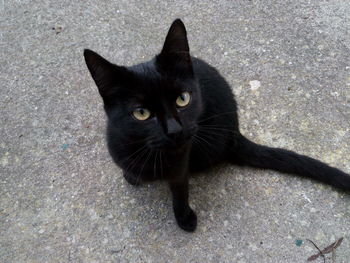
169,176 -> 197,232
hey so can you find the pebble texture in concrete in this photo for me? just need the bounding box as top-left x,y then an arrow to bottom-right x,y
1,1 -> 350,262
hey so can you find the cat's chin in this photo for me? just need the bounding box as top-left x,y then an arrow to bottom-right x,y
165,140 -> 192,153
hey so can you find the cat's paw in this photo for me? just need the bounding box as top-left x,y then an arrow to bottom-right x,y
174,207 -> 197,232
123,171 -> 141,186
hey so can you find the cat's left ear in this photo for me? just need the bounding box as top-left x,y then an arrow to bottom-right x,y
157,19 -> 193,76
84,49 -> 116,90
84,49 -> 129,100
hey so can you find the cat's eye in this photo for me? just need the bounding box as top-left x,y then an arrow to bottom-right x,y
133,108 -> 151,121
176,92 -> 191,107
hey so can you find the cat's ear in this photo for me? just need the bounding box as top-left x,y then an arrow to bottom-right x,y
161,19 -> 189,55
157,19 -> 193,76
84,49 -> 128,99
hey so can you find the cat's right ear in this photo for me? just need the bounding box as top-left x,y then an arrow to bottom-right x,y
157,19 -> 193,76
84,49 -> 127,99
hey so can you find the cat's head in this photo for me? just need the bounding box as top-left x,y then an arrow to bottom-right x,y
84,19 -> 202,150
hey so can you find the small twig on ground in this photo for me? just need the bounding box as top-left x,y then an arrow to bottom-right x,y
327,238 -> 343,263
306,237 -> 344,263
307,239 -> 325,263
322,237 -> 343,254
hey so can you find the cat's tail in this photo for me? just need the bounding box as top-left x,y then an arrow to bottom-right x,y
231,134 -> 350,191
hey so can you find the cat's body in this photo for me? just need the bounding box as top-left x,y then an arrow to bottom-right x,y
84,19 -> 350,232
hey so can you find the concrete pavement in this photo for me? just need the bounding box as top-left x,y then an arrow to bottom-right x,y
1,1 -> 350,262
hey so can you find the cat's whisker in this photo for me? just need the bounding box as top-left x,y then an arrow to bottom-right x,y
199,126 -> 239,134
194,133 -> 227,158
192,136 -> 214,165
198,111 -> 237,123
121,144 -> 148,166
123,147 -> 149,177
153,150 -> 158,180
193,134 -> 213,149
200,124 -> 236,130
193,135 -> 219,159
198,128 -> 239,140
136,149 -> 152,185
159,151 -> 164,180
198,133 -> 232,152
200,124 -> 235,128
123,155 -> 144,180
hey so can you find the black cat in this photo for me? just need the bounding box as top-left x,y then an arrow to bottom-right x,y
84,19 -> 350,232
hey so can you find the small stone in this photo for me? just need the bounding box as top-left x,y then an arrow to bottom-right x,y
249,80 -> 261,91
107,214 -> 114,219
300,220 -> 308,226
226,244 -> 233,249
1,153 -> 9,167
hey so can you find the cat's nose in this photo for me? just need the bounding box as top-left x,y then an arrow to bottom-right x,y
166,118 -> 182,139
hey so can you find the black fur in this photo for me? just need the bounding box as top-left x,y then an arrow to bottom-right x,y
84,19 -> 350,232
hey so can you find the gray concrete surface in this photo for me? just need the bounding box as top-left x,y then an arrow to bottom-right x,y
1,1 -> 350,262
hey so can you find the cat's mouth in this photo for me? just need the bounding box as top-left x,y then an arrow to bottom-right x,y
147,135 -> 192,151
148,126 -> 197,151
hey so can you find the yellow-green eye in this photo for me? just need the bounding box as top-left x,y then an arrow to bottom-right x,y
133,108 -> 151,121
176,92 -> 191,107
